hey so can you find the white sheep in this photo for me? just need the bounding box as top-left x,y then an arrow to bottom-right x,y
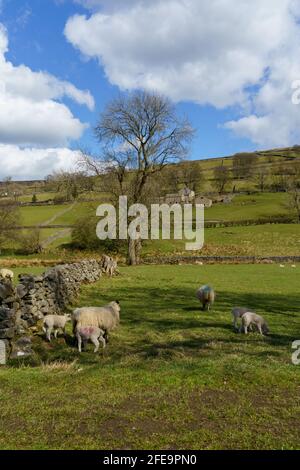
43,314 -> 71,342
231,307 -> 255,330
72,301 -> 120,343
240,312 -> 269,336
76,326 -> 106,353
196,285 -> 215,311
101,256 -> 118,277
0,268 -> 14,280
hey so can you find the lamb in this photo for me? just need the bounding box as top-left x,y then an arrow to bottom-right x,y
107,259 -> 118,277
0,268 -> 14,280
196,285 -> 215,311
72,300 -> 120,342
101,255 -> 118,277
43,314 -> 71,342
75,326 -> 106,353
240,312 -> 269,336
232,307 -> 256,330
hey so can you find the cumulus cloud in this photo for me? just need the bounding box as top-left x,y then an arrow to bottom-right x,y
0,144 -> 79,180
65,0 -> 300,147
0,23 -> 94,147
74,0 -> 142,11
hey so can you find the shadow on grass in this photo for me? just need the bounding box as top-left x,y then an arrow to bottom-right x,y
11,282 -> 298,367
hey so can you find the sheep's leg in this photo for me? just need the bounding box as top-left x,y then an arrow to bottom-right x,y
258,325 -> 263,336
92,338 -> 100,353
46,328 -> 52,342
77,335 -> 82,353
103,330 -> 109,343
244,325 -> 248,335
54,328 -> 58,339
99,336 -> 106,349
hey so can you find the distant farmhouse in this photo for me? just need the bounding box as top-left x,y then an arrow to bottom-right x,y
159,187 -> 213,208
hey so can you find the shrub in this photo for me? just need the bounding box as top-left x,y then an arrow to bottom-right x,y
72,214 -> 120,252
20,229 -> 43,254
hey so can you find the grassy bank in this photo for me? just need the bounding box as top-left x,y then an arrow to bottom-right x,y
0,265 -> 299,449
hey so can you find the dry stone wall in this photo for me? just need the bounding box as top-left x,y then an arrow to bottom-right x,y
0,259 -> 103,360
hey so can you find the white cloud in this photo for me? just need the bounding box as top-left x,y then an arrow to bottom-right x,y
0,144 -> 79,180
74,0 -> 141,11
0,23 -> 94,147
65,0 -> 300,147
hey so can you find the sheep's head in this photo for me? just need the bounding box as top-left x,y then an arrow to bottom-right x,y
65,314 -> 72,322
110,300 -> 121,313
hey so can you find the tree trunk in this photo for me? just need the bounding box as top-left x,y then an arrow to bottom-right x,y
127,238 -> 142,265
128,238 -> 137,265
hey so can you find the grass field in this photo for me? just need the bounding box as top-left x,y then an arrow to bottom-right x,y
20,204 -> 74,226
206,193 -> 290,221
1,265 -> 299,450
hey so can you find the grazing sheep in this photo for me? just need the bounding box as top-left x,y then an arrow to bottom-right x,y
72,301 -> 120,342
101,255 -> 118,277
196,285 -> 215,311
292,265 -> 296,268
0,268 -> 14,280
76,326 -> 106,353
232,307 -> 256,330
240,312 -> 269,336
43,314 -> 71,342
280,264 -> 285,268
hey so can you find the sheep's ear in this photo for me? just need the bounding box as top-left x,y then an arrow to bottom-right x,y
116,300 -> 120,304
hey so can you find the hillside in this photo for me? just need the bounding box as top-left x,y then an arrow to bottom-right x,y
0,145 -> 299,259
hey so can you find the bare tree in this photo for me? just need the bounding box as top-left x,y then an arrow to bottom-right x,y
253,168 -> 269,192
178,161 -> 204,191
0,201 -> 20,250
289,185 -> 300,222
232,153 -> 258,179
49,170 -> 93,201
287,164 -> 300,222
82,90 -> 194,265
213,164 -> 230,193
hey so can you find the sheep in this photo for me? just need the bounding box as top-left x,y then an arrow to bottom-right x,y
231,307 -> 256,330
72,300 -> 120,343
108,259 -> 118,277
196,285 -> 215,311
75,326 -> 106,353
240,312 -> 269,336
101,255 -> 118,277
43,314 -> 71,342
0,268 -> 14,280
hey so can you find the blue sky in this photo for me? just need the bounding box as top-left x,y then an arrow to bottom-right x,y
0,0 -> 300,179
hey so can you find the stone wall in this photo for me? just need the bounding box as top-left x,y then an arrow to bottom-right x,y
0,259 -> 103,360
